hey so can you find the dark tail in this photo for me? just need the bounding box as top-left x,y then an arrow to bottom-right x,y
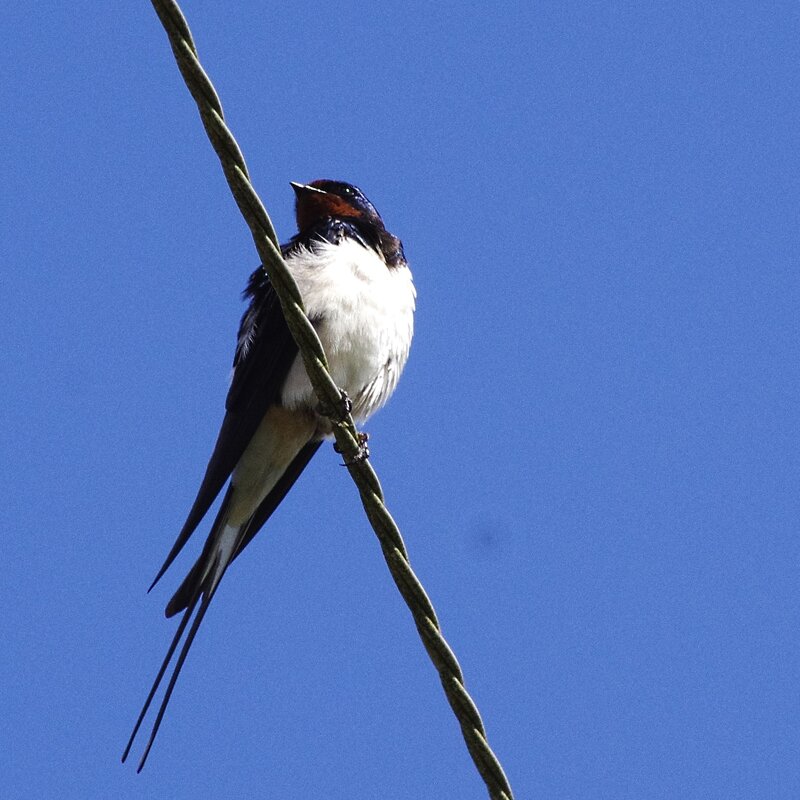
124,441 -> 321,768
122,581 -> 219,771
123,488 -> 238,770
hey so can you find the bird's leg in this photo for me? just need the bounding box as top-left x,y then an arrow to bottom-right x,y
317,389 -> 352,423
334,431 -> 370,466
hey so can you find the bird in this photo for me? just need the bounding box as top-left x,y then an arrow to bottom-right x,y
123,179 -> 415,770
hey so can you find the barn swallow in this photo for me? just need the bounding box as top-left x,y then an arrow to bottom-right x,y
123,180 -> 415,770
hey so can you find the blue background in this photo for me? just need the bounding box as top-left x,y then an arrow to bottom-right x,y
2,2 -> 798,798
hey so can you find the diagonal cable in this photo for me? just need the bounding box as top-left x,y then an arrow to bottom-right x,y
148,2 -> 515,798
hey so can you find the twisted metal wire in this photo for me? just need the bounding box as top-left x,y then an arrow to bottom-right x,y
148,3 -> 515,797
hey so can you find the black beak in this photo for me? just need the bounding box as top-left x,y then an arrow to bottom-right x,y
290,181 -> 327,197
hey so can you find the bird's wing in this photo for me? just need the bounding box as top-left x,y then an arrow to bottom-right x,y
148,266 -> 300,591
163,439 -> 323,618
124,262 -> 323,770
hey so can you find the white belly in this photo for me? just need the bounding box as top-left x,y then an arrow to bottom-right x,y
280,237 -> 415,422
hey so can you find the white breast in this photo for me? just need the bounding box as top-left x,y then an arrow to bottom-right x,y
280,237 -> 415,422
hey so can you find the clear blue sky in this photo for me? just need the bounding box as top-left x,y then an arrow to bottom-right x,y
2,3 -> 798,798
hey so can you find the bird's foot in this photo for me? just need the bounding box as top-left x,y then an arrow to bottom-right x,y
318,389 -> 352,423
334,432 -> 370,466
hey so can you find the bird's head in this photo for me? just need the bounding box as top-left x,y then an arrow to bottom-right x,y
289,179 -> 405,267
290,180 -> 385,234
